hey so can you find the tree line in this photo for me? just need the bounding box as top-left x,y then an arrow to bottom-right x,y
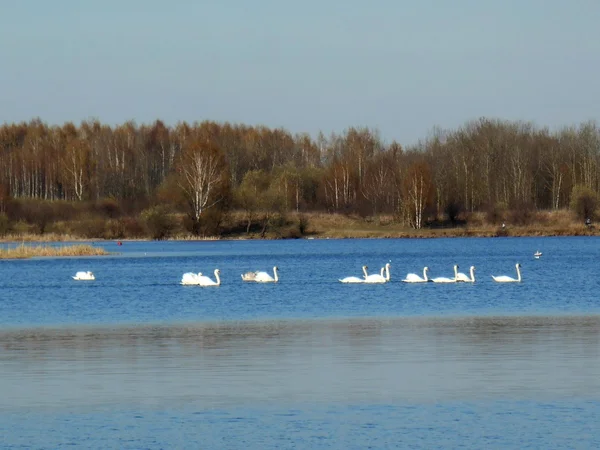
0,117 -> 599,236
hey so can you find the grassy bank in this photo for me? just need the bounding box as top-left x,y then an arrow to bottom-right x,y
297,211 -> 600,239
0,244 -> 111,259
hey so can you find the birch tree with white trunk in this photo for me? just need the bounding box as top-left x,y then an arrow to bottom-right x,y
176,139 -> 228,232
62,137 -> 89,201
403,161 -> 432,229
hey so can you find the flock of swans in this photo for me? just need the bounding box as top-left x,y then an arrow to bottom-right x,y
70,267 -> 279,286
179,267 -> 279,286
71,263 -> 523,286
339,263 -> 522,284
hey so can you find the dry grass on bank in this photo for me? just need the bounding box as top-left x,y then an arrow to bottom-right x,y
0,209 -> 598,242
0,232 -> 86,243
302,210 -> 600,239
0,244 -> 110,259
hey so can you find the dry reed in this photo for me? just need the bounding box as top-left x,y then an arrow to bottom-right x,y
0,244 -> 110,259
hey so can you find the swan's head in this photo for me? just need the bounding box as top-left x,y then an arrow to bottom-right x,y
424,267 -> 429,271
273,266 -> 279,271
516,263 -> 521,268
470,266 -> 476,271
215,269 -> 220,274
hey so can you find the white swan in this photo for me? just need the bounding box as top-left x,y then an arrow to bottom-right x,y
402,267 -> 429,283
196,269 -> 221,287
492,263 -> 521,283
431,267 -> 456,283
454,265 -> 476,282
339,265 -> 368,283
181,272 -> 202,285
242,266 -> 279,283
73,271 -> 95,280
364,263 -> 391,283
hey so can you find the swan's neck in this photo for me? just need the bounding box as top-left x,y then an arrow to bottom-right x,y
214,270 -> 221,285
470,267 -> 475,282
454,265 -> 459,278
273,267 -> 278,282
423,268 -> 428,281
385,264 -> 390,281
516,265 -> 521,282
362,266 -> 368,279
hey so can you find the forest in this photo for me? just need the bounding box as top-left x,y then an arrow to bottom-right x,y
0,117 -> 598,239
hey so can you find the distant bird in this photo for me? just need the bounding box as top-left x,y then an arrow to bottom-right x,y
339,265 -> 368,283
242,266 -> 279,283
534,251 -> 542,259
492,263 -> 522,283
73,271 -> 95,281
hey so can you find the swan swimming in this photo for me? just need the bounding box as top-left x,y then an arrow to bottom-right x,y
431,267 -> 456,283
195,269 -> 221,286
73,271 -> 95,280
364,263 -> 391,283
454,265 -> 476,282
492,263 -> 522,283
181,272 -> 202,285
339,265 -> 368,283
242,266 -> 279,283
402,267 -> 429,283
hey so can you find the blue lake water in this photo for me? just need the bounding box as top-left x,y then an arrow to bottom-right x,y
1,236 -> 600,448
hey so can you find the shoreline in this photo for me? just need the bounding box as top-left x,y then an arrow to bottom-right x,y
0,210 -> 597,242
0,225 -> 598,244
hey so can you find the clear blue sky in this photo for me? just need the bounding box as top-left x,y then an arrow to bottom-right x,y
1,0 -> 599,145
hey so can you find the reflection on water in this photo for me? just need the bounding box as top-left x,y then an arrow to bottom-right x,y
2,315 -> 600,411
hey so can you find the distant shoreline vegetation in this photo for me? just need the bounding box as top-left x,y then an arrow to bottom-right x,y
0,117 -> 599,240
0,244 -> 110,259
0,210 -> 597,243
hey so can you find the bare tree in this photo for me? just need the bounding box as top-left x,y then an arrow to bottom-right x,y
542,137 -> 569,210
175,139 -> 228,233
361,153 -> 393,216
61,136 -> 90,201
403,161 -> 432,229
324,158 -> 353,211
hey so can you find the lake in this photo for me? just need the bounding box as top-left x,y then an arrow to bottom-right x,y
1,237 -> 600,448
